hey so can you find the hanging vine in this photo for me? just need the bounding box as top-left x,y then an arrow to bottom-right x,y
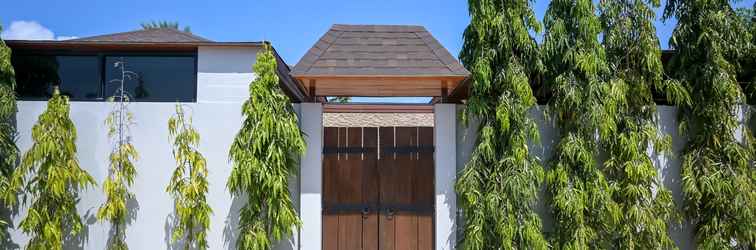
97,59 -> 139,250
456,0 -> 547,249
542,0 -> 621,248
600,0 -> 690,248
664,0 -> 756,248
6,87 -> 96,250
167,104 -> 212,250
0,24 -> 18,240
227,45 -> 305,250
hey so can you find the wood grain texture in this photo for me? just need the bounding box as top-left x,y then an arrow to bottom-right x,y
323,126 -> 434,250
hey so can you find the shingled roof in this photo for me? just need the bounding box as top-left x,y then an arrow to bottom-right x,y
291,24 -> 469,77
72,28 -> 212,43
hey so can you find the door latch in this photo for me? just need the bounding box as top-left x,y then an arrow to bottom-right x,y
361,207 -> 370,219
386,208 -> 395,220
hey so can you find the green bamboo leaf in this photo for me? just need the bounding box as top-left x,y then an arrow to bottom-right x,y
457,1 -> 548,248
227,45 -> 304,250
8,88 -> 95,249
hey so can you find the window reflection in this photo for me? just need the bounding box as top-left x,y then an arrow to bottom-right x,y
12,55 -> 100,100
11,54 -> 197,102
105,56 -> 195,102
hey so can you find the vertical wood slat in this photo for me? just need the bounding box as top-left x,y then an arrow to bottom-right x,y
363,127 -> 379,250
379,215 -> 396,250
323,215 -> 339,250
394,127 -> 419,250
417,127 -> 435,249
378,127 -> 395,250
323,127 -> 339,250
338,215 -> 362,250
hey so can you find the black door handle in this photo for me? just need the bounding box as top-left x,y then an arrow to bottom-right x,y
386,208 -> 395,220
361,207 -> 370,219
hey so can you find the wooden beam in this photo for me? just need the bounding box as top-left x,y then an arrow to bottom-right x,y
323,104 -> 434,113
308,79 -> 317,102
440,80 -> 449,103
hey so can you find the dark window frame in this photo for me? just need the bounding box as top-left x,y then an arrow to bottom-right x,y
11,50 -> 198,102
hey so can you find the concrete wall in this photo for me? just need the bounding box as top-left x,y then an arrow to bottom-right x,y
4,46 -> 266,250
454,105 -> 751,249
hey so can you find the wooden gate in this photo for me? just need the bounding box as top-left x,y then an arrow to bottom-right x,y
323,127 -> 434,250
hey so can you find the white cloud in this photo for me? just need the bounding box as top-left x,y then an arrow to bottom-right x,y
56,36 -> 79,40
1,21 -> 76,41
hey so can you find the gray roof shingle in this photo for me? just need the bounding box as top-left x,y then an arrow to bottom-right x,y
72,28 -> 212,43
292,24 -> 469,77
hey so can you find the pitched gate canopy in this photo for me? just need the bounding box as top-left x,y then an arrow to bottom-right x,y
291,24 -> 470,99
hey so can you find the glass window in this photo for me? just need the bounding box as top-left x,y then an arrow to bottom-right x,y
104,56 -> 196,102
11,55 -> 101,100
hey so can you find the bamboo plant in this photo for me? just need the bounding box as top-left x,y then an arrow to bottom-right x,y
167,104 -> 211,250
97,59 -> 139,250
664,0 -> 756,248
542,0 -> 621,248
6,87 -> 96,250
599,0 -> 690,248
227,45 -> 305,250
456,0 -> 548,249
0,24 -> 18,240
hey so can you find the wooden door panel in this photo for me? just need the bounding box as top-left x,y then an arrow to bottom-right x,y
362,127 -> 379,250
416,127 -> 434,208
324,126 -> 433,250
363,214 -> 379,250
379,214 -> 395,250
394,214 -> 418,250
323,214 -> 339,250
339,127 -> 362,205
418,215 -> 433,250
338,214 -> 363,250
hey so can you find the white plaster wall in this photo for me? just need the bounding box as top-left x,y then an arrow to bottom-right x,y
453,105 -> 749,250
197,46 -> 260,103
434,104 -> 457,250
298,103 -> 323,250
2,45 -> 297,250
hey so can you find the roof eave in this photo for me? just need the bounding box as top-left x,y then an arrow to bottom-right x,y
5,40 -> 266,47
291,74 -> 469,79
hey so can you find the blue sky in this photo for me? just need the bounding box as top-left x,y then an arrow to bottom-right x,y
2,0 -> 754,103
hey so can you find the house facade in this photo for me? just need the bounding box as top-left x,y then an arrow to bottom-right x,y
2,25 -> 714,250
4,28 -> 307,250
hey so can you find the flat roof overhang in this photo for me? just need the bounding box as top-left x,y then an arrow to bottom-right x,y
4,40 -> 266,52
293,75 -> 467,99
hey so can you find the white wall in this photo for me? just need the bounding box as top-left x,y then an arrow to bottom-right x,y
197,46 -> 260,103
434,104 -> 457,250
3,46 -> 278,250
298,103 -> 323,250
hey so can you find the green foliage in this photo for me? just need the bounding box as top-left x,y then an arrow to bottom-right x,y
97,60 -> 138,250
542,0 -> 622,248
600,0 -> 690,248
0,24 -> 18,241
167,104 -> 212,250
6,88 -> 96,250
227,45 -> 305,250
456,0 -> 547,249
140,21 -> 191,33
327,97 -> 350,103
738,4 -> 756,100
664,0 -> 756,248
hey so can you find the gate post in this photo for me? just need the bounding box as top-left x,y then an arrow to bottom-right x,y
434,103 -> 457,250
300,103 -> 323,250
